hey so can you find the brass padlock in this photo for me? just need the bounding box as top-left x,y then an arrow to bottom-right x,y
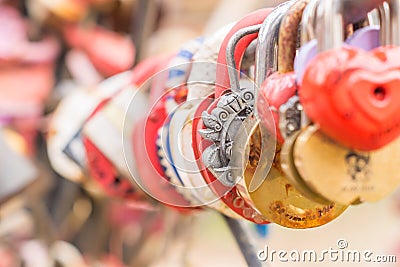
292,125 -> 400,205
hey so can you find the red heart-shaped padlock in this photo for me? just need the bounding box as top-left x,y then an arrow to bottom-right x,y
300,45 -> 400,151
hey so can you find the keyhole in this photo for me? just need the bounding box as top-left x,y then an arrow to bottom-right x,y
373,86 -> 386,101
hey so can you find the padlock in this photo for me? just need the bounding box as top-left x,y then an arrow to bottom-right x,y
82,56 -> 169,201
130,40 -> 207,211
202,9 -> 273,224
47,71 -> 132,184
286,0 -> 400,205
155,38 -> 207,207
299,0 -> 400,151
182,22 -> 254,217
291,125 -> 400,205
214,8 -> 273,98
196,8 -> 273,224
201,21 -> 264,187
231,0 -> 347,228
168,24 -> 244,217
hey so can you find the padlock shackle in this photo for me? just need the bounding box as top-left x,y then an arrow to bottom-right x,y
302,0 -> 382,46
278,0 -> 310,73
226,25 -> 261,93
318,0 -> 399,51
370,1 -> 400,46
214,8 -> 272,98
386,0 -> 400,45
255,1 -> 293,87
301,0 -> 320,45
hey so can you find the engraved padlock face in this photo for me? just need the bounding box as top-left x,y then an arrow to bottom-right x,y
293,125 -> 400,205
238,125 -> 347,228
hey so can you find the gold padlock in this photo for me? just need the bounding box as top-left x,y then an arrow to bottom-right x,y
291,125 -> 400,205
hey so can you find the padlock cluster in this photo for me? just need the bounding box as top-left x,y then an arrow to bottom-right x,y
47,0 -> 400,230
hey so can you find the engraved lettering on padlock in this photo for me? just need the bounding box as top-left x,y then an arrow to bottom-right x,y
269,200 -> 335,223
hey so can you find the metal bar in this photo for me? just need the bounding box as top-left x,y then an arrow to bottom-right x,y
131,0 -> 159,63
223,215 -> 262,267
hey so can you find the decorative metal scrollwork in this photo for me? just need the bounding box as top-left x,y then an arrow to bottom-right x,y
199,87 -> 255,186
